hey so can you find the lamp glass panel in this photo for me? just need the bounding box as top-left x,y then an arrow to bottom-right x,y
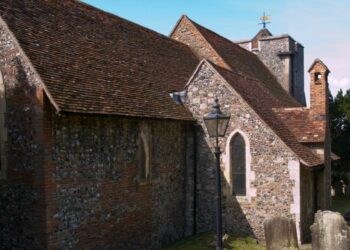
217,117 -> 230,137
203,118 -> 218,137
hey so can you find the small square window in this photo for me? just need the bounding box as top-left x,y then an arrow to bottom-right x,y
315,73 -> 322,84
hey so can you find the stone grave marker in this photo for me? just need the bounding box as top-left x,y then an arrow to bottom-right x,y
264,217 -> 299,250
311,210 -> 350,250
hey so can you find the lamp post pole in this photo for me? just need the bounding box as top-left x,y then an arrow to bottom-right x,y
214,142 -> 223,250
203,98 -> 230,250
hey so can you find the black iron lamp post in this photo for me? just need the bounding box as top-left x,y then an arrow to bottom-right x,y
203,98 -> 230,250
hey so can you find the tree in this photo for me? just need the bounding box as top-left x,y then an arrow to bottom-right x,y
330,89 -> 350,174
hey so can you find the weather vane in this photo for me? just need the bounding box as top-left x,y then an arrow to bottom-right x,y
259,12 -> 271,28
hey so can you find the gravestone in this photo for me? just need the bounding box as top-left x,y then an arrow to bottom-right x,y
264,217 -> 299,250
333,181 -> 343,197
311,211 -> 350,250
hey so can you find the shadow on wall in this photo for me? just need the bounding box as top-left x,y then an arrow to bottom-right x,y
194,127 -> 254,238
0,58 -> 44,249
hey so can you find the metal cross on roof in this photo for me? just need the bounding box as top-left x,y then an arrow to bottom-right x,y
259,12 -> 271,29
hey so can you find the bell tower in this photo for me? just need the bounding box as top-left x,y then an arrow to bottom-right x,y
308,59 -> 330,117
235,14 -> 306,106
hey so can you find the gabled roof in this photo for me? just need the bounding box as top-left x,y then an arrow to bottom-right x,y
189,60 -> 323,167
251,28 -> 272,48
273,108 -> 326,143
308,58 -> 330,73
171,16 -> 300,107
0,0 -> 199,120
253,28 -> 273,39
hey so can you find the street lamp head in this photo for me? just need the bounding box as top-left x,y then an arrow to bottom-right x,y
203,98 -> 231,138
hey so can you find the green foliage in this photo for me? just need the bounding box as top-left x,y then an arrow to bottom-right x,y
163,232 -> 265,250
331,196 -> 350,214
330,89 -> 350,173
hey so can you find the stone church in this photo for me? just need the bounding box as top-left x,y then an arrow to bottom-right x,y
0,0 -> 333,249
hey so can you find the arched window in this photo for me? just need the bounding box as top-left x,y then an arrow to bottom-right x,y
230,133 -> 246,196
0,70 -> 7,179
137,132 -> 150,182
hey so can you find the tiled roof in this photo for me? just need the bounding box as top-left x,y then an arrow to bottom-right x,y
273,108 -> 326,143
207,61 -> 323,167
181,17 -> 300,107
0,0 -> 199,120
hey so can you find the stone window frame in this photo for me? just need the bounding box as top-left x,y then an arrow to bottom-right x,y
224,129 -> 256,203
137,129 -> 151,184
229,132 -> 246,196
0,70 -> 7,180
248,42 -> 252,52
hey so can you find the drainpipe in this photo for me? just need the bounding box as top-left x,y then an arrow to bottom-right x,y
192,124 -> 197,235
313,170 -> 318,214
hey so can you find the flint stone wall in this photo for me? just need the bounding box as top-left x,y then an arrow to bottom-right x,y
185,62 -> 300,241
47,114 -> 193,249
0,18 -> 195,249
0,19 -> 45,248
237,37 -> 306,106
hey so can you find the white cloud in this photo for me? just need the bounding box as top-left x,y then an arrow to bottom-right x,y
329,76 -> 350,96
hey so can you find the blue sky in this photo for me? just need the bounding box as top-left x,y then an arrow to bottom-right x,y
82,0 -> 350,102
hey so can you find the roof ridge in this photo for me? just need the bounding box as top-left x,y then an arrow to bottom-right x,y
186,16 -> 257,57
183,16 -> 300,108
180,16 -> 232,70
273,107 -> 310,111
308,58 -> 330,73
0,0 -> 199,120
206,62 -> 322,167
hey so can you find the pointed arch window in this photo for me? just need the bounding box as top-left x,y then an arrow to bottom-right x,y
0,71 -> 7,179
230,133 -> 246,196
137,132 -> 150,182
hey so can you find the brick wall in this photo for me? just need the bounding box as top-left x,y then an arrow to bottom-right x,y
309,61 -> 331,209
309,62 -> 329,116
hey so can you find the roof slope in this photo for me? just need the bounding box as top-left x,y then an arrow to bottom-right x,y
273,108 -> 326,143
0,0 -> 199,120
173,16 -> 299,107
207,61 -> 323,167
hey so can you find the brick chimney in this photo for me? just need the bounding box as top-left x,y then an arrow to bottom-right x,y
308,59 -> 330,117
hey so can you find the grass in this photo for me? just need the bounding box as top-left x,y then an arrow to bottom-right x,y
331,196 -> 350,214
163,232 -> 266,250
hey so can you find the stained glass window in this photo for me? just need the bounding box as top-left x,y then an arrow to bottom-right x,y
230,133 -> 246,196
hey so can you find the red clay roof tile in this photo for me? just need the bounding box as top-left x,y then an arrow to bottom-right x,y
208,61 -> 323,167
273,108 -> 326,143
178,17 -> 300,107
0,0 -> 199,120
